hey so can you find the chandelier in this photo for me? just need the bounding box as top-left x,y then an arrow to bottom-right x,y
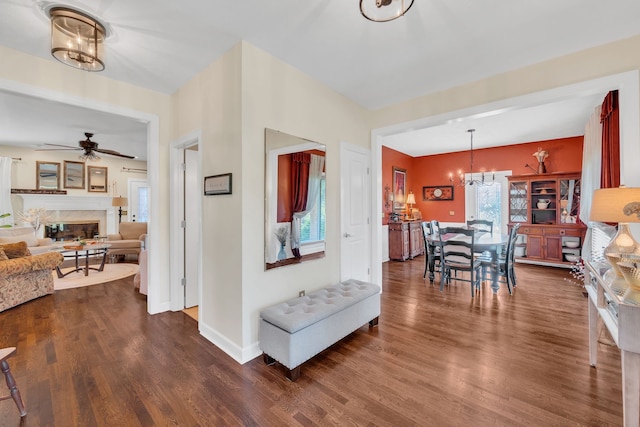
449,129 -> 495,187
49,7 -> 106,72
360,0 -> 414,22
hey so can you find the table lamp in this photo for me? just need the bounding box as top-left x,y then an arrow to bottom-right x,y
405,191 -> 416,220
590,186 -> 640,275
112,196 -> 128,223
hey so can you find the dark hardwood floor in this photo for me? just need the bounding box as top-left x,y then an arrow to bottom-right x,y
0,257 -> 623,426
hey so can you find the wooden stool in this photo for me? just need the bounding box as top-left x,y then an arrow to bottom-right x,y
0,347 -> 26,417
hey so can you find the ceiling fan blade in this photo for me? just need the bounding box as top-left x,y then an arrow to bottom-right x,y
38,143 -> 81,149
93,148 -> 135,159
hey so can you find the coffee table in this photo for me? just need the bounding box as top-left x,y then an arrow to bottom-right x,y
52,243 -> 111,278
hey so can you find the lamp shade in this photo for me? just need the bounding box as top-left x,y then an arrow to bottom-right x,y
589,187 -> 640,223
405,192 -> 416,205
50,7 -> 105,72
112,196 -> 128,207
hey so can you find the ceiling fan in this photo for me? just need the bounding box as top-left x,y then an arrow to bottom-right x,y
37,132 -> 135,160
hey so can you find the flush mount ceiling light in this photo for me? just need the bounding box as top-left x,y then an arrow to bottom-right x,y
360,0 -> 414,22
49,7 -> 106,71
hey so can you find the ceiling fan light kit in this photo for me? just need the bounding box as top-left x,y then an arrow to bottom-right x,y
360,0 -> 414,22
49,7 -> 106,72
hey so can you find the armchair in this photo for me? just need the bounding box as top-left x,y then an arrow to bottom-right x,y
107,222 -> 147,260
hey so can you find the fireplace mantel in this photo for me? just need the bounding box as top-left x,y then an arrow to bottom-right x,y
17,194 -> 119,235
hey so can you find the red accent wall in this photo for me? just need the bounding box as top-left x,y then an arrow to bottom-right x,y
383,136 -> 583,224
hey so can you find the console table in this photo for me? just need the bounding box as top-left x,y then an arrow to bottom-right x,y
584,261 -> 640,426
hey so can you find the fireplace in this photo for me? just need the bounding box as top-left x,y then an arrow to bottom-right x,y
45,221 -> 100,242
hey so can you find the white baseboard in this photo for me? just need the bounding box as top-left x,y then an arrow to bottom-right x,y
198,320 -> 262,365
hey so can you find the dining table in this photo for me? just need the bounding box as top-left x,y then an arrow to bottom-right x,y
426,230 -> 510,294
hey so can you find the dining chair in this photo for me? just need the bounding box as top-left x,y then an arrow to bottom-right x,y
438,227 -> 483,297
479,223 -> 520,294
0,347 -> 26,417
421,221 -> 441,279
466,219 -> 493,234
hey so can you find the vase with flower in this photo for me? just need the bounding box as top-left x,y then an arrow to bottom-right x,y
274,226 -> 289,261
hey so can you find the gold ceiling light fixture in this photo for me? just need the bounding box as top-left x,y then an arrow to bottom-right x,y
360,0 -> 414,22
49,7 -> 106,72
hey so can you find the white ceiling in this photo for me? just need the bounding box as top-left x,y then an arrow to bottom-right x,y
0,0 -> 639,159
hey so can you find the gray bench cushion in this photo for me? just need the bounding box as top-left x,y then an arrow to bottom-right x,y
260,279 -> 380,334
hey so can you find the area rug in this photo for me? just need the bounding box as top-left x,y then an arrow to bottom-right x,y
53,263 -> 139,290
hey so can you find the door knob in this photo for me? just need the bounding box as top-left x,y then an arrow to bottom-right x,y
344,233 -> 353,238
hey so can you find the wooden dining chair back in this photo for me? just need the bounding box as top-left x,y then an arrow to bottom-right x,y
466,219 -> 493,234
421,221 -> 442,279
0,347 -> 26,417
438,227 -> 483,297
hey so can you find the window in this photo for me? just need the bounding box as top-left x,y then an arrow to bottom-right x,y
300,176 -> 326,243
465,171 -> 511,234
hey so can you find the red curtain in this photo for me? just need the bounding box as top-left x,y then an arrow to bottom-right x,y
291,152 -> 310,214
600,90 -> 620,188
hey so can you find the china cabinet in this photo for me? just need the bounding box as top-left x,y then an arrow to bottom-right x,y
389,221 -> 424,261
508,172 -> 586,266
584,261 -> 640,426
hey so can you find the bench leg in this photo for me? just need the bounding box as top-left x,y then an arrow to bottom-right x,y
369,316 -> 379,328
286,366 -> 301,382
263,353 -> 276,366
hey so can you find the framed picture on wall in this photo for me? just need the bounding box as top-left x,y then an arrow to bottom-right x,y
204,173 -> 232,195
392,167 -> 406,211
423,185 -> 454,201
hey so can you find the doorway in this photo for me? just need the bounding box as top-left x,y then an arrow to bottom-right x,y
169,132 -> 202,314
128,178 -> 149,223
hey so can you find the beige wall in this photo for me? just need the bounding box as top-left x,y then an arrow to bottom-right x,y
172,42 -> 370,361
0,144 -> 147,196
0,45 -> 172,312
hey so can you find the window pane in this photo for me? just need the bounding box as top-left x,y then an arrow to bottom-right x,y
476,182 -> 501,232
300,178 -> 326,243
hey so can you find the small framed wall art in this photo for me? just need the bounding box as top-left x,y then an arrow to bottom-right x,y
423,185 -> 454,201
392,167 -> 407,211
204,173 -> 232,195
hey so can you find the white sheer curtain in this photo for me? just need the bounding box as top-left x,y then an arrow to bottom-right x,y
291,154 -> 325,254
0,157 -> 13,227
580,105 -> 603,260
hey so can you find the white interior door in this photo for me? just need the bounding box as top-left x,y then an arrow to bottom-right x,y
128,179 -> 149,223
340,142 -> 371,282
184,148 -> 199,308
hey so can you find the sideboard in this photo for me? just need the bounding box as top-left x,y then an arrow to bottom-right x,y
584,261 -> 640,426
388,221 -> 423,261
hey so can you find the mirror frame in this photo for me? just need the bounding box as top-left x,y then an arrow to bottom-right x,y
265,129 -> 326,270
63,160 -> 85,189
87,166 -> 108,193
36,161 -> 60,190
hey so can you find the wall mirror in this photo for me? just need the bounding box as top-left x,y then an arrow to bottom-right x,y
64,160 -> 85,189
265,128 -> 326,270
87,166 -> 108,192
36,161 -> 60,190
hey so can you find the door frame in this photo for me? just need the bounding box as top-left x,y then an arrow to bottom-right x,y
170,130 -> 202,312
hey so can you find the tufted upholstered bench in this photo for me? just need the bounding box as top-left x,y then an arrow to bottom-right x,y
259,279 -> 380,381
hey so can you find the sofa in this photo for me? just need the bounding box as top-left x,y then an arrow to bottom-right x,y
107,222 -> 147,260
0,241 -> 63,312
0,226 -> 55,255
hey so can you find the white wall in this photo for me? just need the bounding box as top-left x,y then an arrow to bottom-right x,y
172,41 -> 370,362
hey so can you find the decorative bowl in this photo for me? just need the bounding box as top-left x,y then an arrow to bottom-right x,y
565,254 -> 580,263
564,241 -> 580,248
617,261 -> 640,291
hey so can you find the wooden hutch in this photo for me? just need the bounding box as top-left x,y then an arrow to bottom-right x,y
388,220 -> 424,261
508,172 -> 586,267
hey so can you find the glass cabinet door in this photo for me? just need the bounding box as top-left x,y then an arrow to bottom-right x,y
559,177 -> 581,224
509,181 -> 528,222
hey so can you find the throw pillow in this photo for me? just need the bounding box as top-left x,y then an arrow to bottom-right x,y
0,241 -> 32,258
0,248 -> 8,261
